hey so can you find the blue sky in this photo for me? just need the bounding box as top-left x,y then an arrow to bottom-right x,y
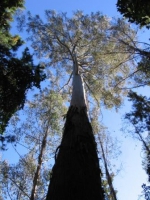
2,0 -> 150,199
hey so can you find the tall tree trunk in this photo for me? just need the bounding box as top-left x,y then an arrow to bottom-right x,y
98,135 -> 117,200
46,58 -> 104,200
30,120 -> 50,200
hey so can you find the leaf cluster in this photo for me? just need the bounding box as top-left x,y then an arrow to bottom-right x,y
0,0 -> 24,31
125,91 -> 150,132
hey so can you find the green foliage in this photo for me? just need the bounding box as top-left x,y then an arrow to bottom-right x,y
0,46 -> 45,134
117,0 -> 150,28
0,0 -> 24,48
125,91 -> 150,131
0,0 -> 24,28
1,155 -> 37,200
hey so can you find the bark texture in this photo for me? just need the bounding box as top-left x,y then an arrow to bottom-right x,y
46,106 -> 104,200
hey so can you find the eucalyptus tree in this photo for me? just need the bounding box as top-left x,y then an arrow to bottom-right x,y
19,10 -> 138,200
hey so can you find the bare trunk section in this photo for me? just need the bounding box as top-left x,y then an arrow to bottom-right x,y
71,54 -> 87,109
30,121 -> 49,200
71,74 -> 87,108
98,135 -> 117,200
46,59 -> 104,200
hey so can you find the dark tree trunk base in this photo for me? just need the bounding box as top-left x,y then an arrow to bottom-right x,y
46,106 -> 104,200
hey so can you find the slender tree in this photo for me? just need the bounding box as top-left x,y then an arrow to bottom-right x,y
88,105 -> 120,200
125,91 -> 150,181
98,134 -> 117,200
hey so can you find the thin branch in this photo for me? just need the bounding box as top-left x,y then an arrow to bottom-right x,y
16,141 -> 39,156
120,39 -> 150,58
55,35 -> 74,60
110,53 -> 136,72
11,143 -> 32,170
114,68 -> 141,88
71,36 -> 82,54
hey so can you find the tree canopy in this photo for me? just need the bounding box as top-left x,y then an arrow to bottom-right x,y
22,10 -> 138,109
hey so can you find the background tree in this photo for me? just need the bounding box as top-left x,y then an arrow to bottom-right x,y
0,0 -> 46,134
116,0 -> 150,91
1,86 -> 67,200
98,133 -> 118,200
116,0 -> 150,28
124,90 -> 150,200
124,91 -> 150,183
89,106 -> 120,200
